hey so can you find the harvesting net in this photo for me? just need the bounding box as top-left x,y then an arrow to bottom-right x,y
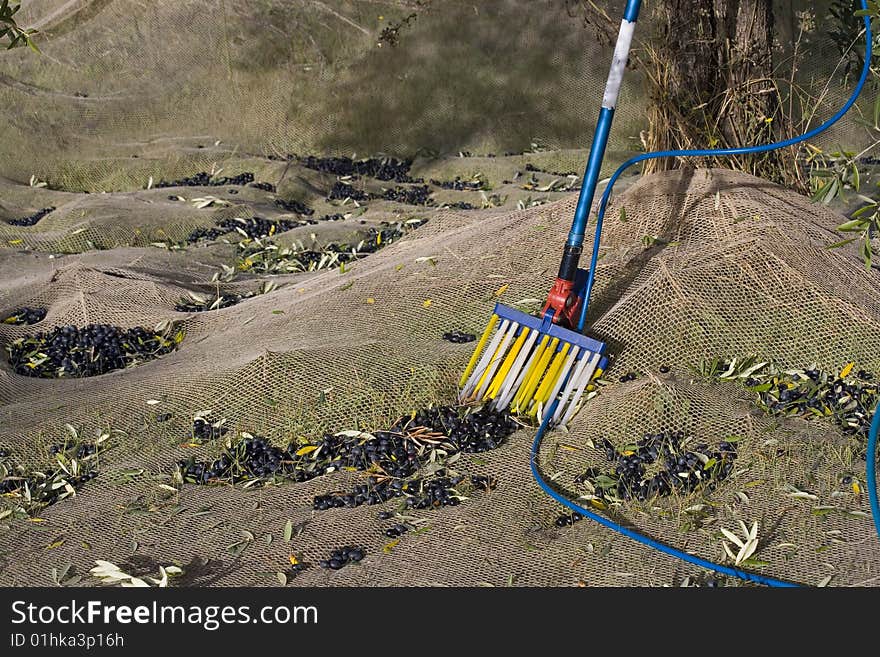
0,0 -> 878,587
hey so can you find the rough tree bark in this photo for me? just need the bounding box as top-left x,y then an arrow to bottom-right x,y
645,0 -> 784,180
572,0 -> 790,182
643,0 -> 719,163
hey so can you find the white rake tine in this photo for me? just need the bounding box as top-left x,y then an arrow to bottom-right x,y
559,352 -> 602,427
493,329 -> 539,410
474,322 -> 519,401
552,350 -> 595,424
461,319 -> 510,399
538,346 -> 579,423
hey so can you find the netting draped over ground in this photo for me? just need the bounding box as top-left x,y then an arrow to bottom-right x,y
0,168 -> 878,586
0,1 -> 878,587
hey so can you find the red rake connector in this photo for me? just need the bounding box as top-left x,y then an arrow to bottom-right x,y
541,276 -> 583,330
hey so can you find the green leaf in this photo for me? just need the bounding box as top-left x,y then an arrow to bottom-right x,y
837,218 -> 867,231
283,520 -> 293,542
826,238 -> 857,249
852,203 -> 878,218
823,178 -> 840,204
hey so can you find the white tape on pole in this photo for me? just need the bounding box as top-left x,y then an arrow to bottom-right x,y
601,19 -> 636,110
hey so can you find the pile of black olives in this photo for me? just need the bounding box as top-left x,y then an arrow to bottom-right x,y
577,431 -> 738,503
380,185 -> 433,206
328,181 -> 369,201
186,215 -> 315,243
429,177 -> 484,191
300,155 -> 418,183
6,324 -> 183,378
156,171 -> 257,188
2,307 -> 47,325
177,405 -> 517,488
7,207 -> 55,227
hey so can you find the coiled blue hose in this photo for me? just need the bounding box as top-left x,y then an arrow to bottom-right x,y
531,1 -> 878,587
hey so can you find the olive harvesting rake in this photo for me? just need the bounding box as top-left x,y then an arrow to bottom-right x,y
459,0 -> 642,426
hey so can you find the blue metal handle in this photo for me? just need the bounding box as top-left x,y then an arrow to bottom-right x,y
567,0 -> 642,247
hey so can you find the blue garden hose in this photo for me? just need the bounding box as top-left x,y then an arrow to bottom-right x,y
868,402 -> 880,540
531,1 -> 879,587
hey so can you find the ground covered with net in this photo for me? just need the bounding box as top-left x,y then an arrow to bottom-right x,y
1,164 -> 879,587
1,0 -> 878,588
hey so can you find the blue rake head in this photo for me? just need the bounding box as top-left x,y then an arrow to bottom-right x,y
459,302 -> 608,427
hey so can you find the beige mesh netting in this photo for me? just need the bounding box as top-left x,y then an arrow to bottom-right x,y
1,168 -> 878,587
0,0 -> 879,587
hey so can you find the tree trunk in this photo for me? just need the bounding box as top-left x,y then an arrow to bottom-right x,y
644,0 -> 719,169
721,0 -> 781,173
645,0 -> 786,182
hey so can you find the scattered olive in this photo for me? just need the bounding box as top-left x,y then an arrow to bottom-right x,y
318,546 -> 366,570
470,474 -> 498,491
440,201 -> 478,211
274,198 -> 315,215
554,511 -> 584,527
659,365 -> 670,374
175,293 -> 244,313
192,415 -> 227,443
0,445 -> 98,507
443,330 -> 477,344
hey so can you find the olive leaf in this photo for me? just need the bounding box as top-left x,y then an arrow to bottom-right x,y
720,520 -> 760,566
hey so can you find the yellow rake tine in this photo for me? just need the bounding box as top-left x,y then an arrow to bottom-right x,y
485,328 -> 529,399
529,344 -> 570,414
459,314 -> 499,388
514,336 -> 557,411
513,334 -> 549,403
586,367 -> 605,392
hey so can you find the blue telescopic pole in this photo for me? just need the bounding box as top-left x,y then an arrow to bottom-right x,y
562,0 -> 642,271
